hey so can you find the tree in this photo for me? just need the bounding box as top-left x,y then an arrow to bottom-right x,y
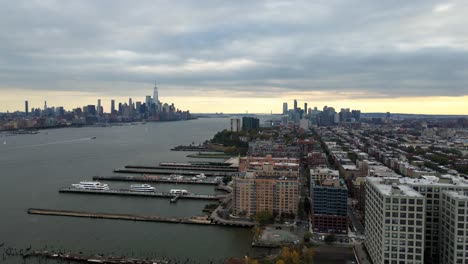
304,231 -> 312,242
280,247 -> 290,260
275,260 -> 286,264
324,234 -> 336,244
255,211 -> 274,226
291,250 -> 301,264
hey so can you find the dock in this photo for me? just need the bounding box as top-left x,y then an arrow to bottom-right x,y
114,168 -> 235,177
23,250 -> 169,264
125,164 -> 238,172
159,162 -> 237,169
92,175 -> 221,185
27,208 -> 253,227
59,187 -> 226,201
170,145 -> 223,152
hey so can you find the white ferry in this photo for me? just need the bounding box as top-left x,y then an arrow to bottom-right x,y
170,189 -> 189,195
72,181 -> 109,190
129,184 -> 155,192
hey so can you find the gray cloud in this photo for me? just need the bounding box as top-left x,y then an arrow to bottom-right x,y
1,0 -> 467,99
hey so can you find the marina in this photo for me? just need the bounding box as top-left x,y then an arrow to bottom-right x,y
59,187 -> 226,201
92,175 -> 222,185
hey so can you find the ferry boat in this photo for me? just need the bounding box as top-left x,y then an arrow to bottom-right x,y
72,181 -> 109,190
129,184 -> 155,192
170,189 -> 189,195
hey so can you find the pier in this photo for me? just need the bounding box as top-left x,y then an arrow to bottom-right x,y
92,175 -> 221,185
125,164 -> 238,172
27,208 -> 253,227
114,168 -> 235,177
23,250 -> 169,264
59,187 -> 226,201
170,145 -> 223,152
159,162 -> 237,169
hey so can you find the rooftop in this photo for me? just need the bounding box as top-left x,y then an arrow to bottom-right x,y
368,177 -> 423,197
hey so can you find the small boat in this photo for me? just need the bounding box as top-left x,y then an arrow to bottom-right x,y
170,189 -> 189,195
71,181 -> 109,190
91,136 -> 97,139
129,184 -> 155,192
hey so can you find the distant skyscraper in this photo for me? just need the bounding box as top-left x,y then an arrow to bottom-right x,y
44,101 -> 47,111
282,102 -> 288,115
25,101 -> 28,115
153,81 -> 159,105
293,99 -> 297,111
304,103 -> 307,113
111,100 -> 115,113
97,99 -> 101,115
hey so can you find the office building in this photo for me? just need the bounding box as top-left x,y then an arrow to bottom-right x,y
153,81 -> 159,105
402,175 -> 468,263
111,100 -> 115,114
97,99 -> 101,115
366,177 -> 426,264
25,101 -> 28,116
282,102 -> 288,115
304,103 -> 307,113
310,176 -> 348,234
230,118 -> 241,132
439,191 -> 468,264
242,117 -> 260,131
294,99 -> 298,111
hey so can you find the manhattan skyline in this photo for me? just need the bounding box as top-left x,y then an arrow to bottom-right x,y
1,1 -> 467,114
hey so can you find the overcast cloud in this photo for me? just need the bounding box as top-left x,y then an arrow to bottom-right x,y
1,0 -> 467,100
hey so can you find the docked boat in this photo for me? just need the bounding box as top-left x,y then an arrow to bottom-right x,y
170,189 -> 189,195
129,184 -> 155,192
72,181 -> 109,190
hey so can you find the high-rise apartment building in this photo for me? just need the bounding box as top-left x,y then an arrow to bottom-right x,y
366,177 -> 426,264
230,118 -> 241,132
440,191 -> 468,264
293,99 -> 298,111
233,173 -> 300,218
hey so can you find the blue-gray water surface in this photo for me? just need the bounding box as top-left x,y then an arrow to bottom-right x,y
0,118 -> 252,263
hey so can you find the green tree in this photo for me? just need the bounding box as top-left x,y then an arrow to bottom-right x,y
324,234 -> 336,244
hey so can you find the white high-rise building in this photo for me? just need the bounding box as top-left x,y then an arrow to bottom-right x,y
366,177 -> 426,264
402,175 -> 468,263
230,118 -> 241,132
440,191 -> 468,264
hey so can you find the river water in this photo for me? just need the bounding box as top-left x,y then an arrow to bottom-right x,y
0,118 -> 252,263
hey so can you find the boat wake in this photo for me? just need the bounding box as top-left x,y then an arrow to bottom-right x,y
5,138 -> 93,150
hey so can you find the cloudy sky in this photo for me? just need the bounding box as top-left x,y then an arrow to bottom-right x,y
1,0 -> 467,114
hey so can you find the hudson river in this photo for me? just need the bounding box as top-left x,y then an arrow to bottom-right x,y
0,118 -> 252,263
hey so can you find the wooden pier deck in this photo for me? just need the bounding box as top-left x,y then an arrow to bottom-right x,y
59,187 -> 226,201
27,208 -> 253,227
92,175 -> 221,185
